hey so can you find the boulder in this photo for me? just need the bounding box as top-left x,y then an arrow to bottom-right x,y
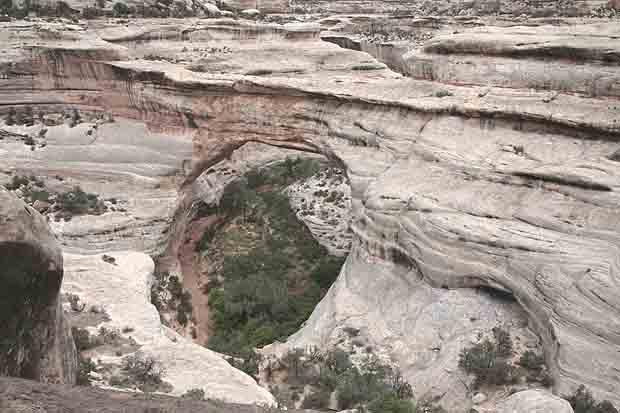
497,390 -> 574,413
0,188 -> 77,384
202,1 -> 222,16
240,8 -> 260,17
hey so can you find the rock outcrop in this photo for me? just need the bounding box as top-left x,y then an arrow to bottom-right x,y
498,389 -> 574,413
61,251 -> 275,404
0,188 -> 77,384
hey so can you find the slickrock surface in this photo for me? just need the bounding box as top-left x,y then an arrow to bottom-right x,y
497,389 -> 574,413
0,189 -> 77,385
0,376 -> 313,413
1,11 -> 620,412
61,251 -> 275,404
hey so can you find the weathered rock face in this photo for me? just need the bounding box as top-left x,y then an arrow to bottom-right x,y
61,251 -> 275,404
498,389 -> 574,413
2,14 -> 620,412
0,188 -> 77,384
291,0 -> 611,15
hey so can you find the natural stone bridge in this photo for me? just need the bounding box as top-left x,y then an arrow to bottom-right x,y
2,16 -> 620,411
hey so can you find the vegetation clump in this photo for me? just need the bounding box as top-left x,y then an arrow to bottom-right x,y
458,327 -> 517,389
181,388 -> 206,400
150,272 -> 193,328
564,385 -> 618,413
76,356 -> 96,386
198,158 -> 344,357
56,186 -> 106,216
271,348 -> 424,412
458,326 -> 554,390
112,351 -> 166,392
3,176 -> 107,220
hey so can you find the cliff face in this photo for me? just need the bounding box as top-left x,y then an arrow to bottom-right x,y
0,188 -> 78,384
290,0 -> 613,15
1,15 -> 620,411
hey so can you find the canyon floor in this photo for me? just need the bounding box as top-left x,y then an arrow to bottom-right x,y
1,1 -> 620,412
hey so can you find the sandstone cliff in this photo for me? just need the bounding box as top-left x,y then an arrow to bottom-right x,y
0,188 -> 78,384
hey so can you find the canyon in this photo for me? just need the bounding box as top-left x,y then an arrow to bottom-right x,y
1,0 -> 620,412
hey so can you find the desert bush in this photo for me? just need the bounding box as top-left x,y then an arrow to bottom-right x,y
434,90 -> 454,98
195,225 -> 218,252
458,327 -> 516,389
112,1 -> 130,15
368,392 -> 416,413
81,5 -> 102,19
121,351 -> 165,391
564,385 -> 618,413
4,175 -> 30,190
72,327 -> 95,351
278,348 -> 416,412
56,186 -> 106,216
76,357 -> 96,386
98,326 -> 120,344
181,388 -> 205,400
226,349 -> 262,379
301,389 -> 331,410
67,293 -> 85,312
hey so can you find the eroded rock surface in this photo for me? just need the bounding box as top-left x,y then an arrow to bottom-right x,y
0,188 -> 77,384
0,376 -> 312,413
498,389 -> 574,413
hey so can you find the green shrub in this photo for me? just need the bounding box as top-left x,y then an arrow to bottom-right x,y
246,168 -> 269,189
81,5 -> 102,18
458,327 -> 516,389
434,90 -> 454,98
564,385 -> 618,413
76,357 -> 96,386
27,189 -> 50,202
98,326 -> 120,345
181,388 -> 205,400
302,389 -> 331,410
112,1 -> 130,15
4,175 -> 30,190
72,327 -> 95,352
279,348 -> 416,411
206,162 -> 343,357
518,350 -> 544,370
56,186 -> 105,215
195,225 -> 218,253
121,352 -> 165,392
226,349 -> 262,379
368,392 -> 416,413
